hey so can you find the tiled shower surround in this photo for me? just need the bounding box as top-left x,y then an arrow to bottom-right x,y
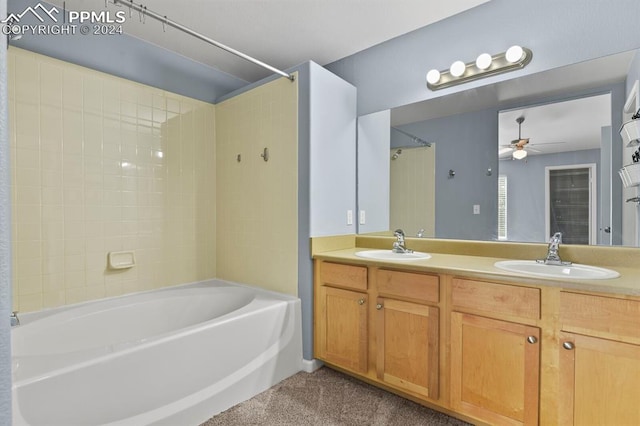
9,48 -> 217,312
215,76 -> 298,296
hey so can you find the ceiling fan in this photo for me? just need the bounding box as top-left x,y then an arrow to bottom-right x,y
499,116 -> 565,160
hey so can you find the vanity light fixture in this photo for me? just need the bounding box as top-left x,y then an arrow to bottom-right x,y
426,45 -> 532,91
449,60 -> 466,77
475,53 -> 493,70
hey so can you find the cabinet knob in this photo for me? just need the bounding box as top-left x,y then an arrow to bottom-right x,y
562,341 -> 575,350
358,298 -> 365,305
376,303 -> 383,310
526,336 -> 538,344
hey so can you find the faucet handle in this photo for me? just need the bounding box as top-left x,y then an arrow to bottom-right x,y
394,229 -> 405,238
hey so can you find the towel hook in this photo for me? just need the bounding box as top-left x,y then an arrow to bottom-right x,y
260,147 -> 269,162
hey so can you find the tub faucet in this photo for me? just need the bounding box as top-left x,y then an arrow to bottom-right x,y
537,232 -> 571,266
392,229 -> 413,253
10,311 -> 19,327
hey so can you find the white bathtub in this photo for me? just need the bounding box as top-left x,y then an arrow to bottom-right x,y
11,280 -> 303,425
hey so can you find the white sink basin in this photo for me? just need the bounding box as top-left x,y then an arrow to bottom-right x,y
494,260 -> 620,280
355,250 -> 431,261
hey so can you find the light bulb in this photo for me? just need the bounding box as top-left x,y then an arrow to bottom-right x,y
426,69 -> 441,84
512,149 -> 528,160
505,45 -> 524,63
450,60 -> 466,77
475,53 -> 492,70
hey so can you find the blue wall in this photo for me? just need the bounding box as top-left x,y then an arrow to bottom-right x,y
393,108 -> 498,240
326,0 -> 640,116
357,110 -> 390,233
8,0 -> 248,103
308,62 -> 357,237
500,149 -> 601,243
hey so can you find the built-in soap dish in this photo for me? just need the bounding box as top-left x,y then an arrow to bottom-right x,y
108,251 -> 136,270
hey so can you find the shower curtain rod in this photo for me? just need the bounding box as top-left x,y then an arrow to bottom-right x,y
391,127 -> 432,147
110,0 -> 295,81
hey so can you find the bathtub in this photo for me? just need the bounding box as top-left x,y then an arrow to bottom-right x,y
11,280 -> 303,425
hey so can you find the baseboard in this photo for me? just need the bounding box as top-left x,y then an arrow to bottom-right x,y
301,358 -> 324,373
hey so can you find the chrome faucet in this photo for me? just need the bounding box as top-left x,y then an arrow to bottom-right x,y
392,229 -> 413,253
416,229 -> 425,238
537,232 -> 571,266
10,311 -> 19,327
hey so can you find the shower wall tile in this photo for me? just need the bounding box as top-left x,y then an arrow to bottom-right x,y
215,75 -> 298,296
9,48 -> 216,312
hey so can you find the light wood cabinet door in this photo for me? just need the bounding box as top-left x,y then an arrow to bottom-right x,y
451,312 -> 540,426
559,332 -> 640,425
316,286 -> 368,373
375,298 -> 439,400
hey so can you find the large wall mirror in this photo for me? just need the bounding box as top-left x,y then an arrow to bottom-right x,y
357,49 -> 640,247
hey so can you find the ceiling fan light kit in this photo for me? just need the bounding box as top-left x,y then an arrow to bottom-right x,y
512,148 -> 528,160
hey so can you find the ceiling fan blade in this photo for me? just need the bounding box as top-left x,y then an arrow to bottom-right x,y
528,147 -> 543,153
529,141 -> 566,146
499,147 -> 513,155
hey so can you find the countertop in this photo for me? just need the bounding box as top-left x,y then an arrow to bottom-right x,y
313,247 -> 640,297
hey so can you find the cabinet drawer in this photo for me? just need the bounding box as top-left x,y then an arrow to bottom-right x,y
452,278 -> 540,320
377,269 -> 439,304
560,292 -> 640,343
320,262 -> 367,291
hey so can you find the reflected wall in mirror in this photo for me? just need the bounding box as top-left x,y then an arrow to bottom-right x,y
357,49 -> 640,246
389,145 -> 435,237
498,94 -> 611,245
390,108 -> 498,241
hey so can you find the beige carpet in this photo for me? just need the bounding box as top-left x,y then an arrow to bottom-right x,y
201,367 -> 471,425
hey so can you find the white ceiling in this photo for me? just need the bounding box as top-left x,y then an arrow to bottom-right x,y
48,0 -> 489,82
498,93 -> 612,158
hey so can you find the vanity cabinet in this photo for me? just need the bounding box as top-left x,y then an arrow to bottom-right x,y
450,278 -> 541,426
314,262 -> 368,373
375,269 -> 440,400
313,256 -> 640,425
558,292 -> 640,425
314,261 -> 441,400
